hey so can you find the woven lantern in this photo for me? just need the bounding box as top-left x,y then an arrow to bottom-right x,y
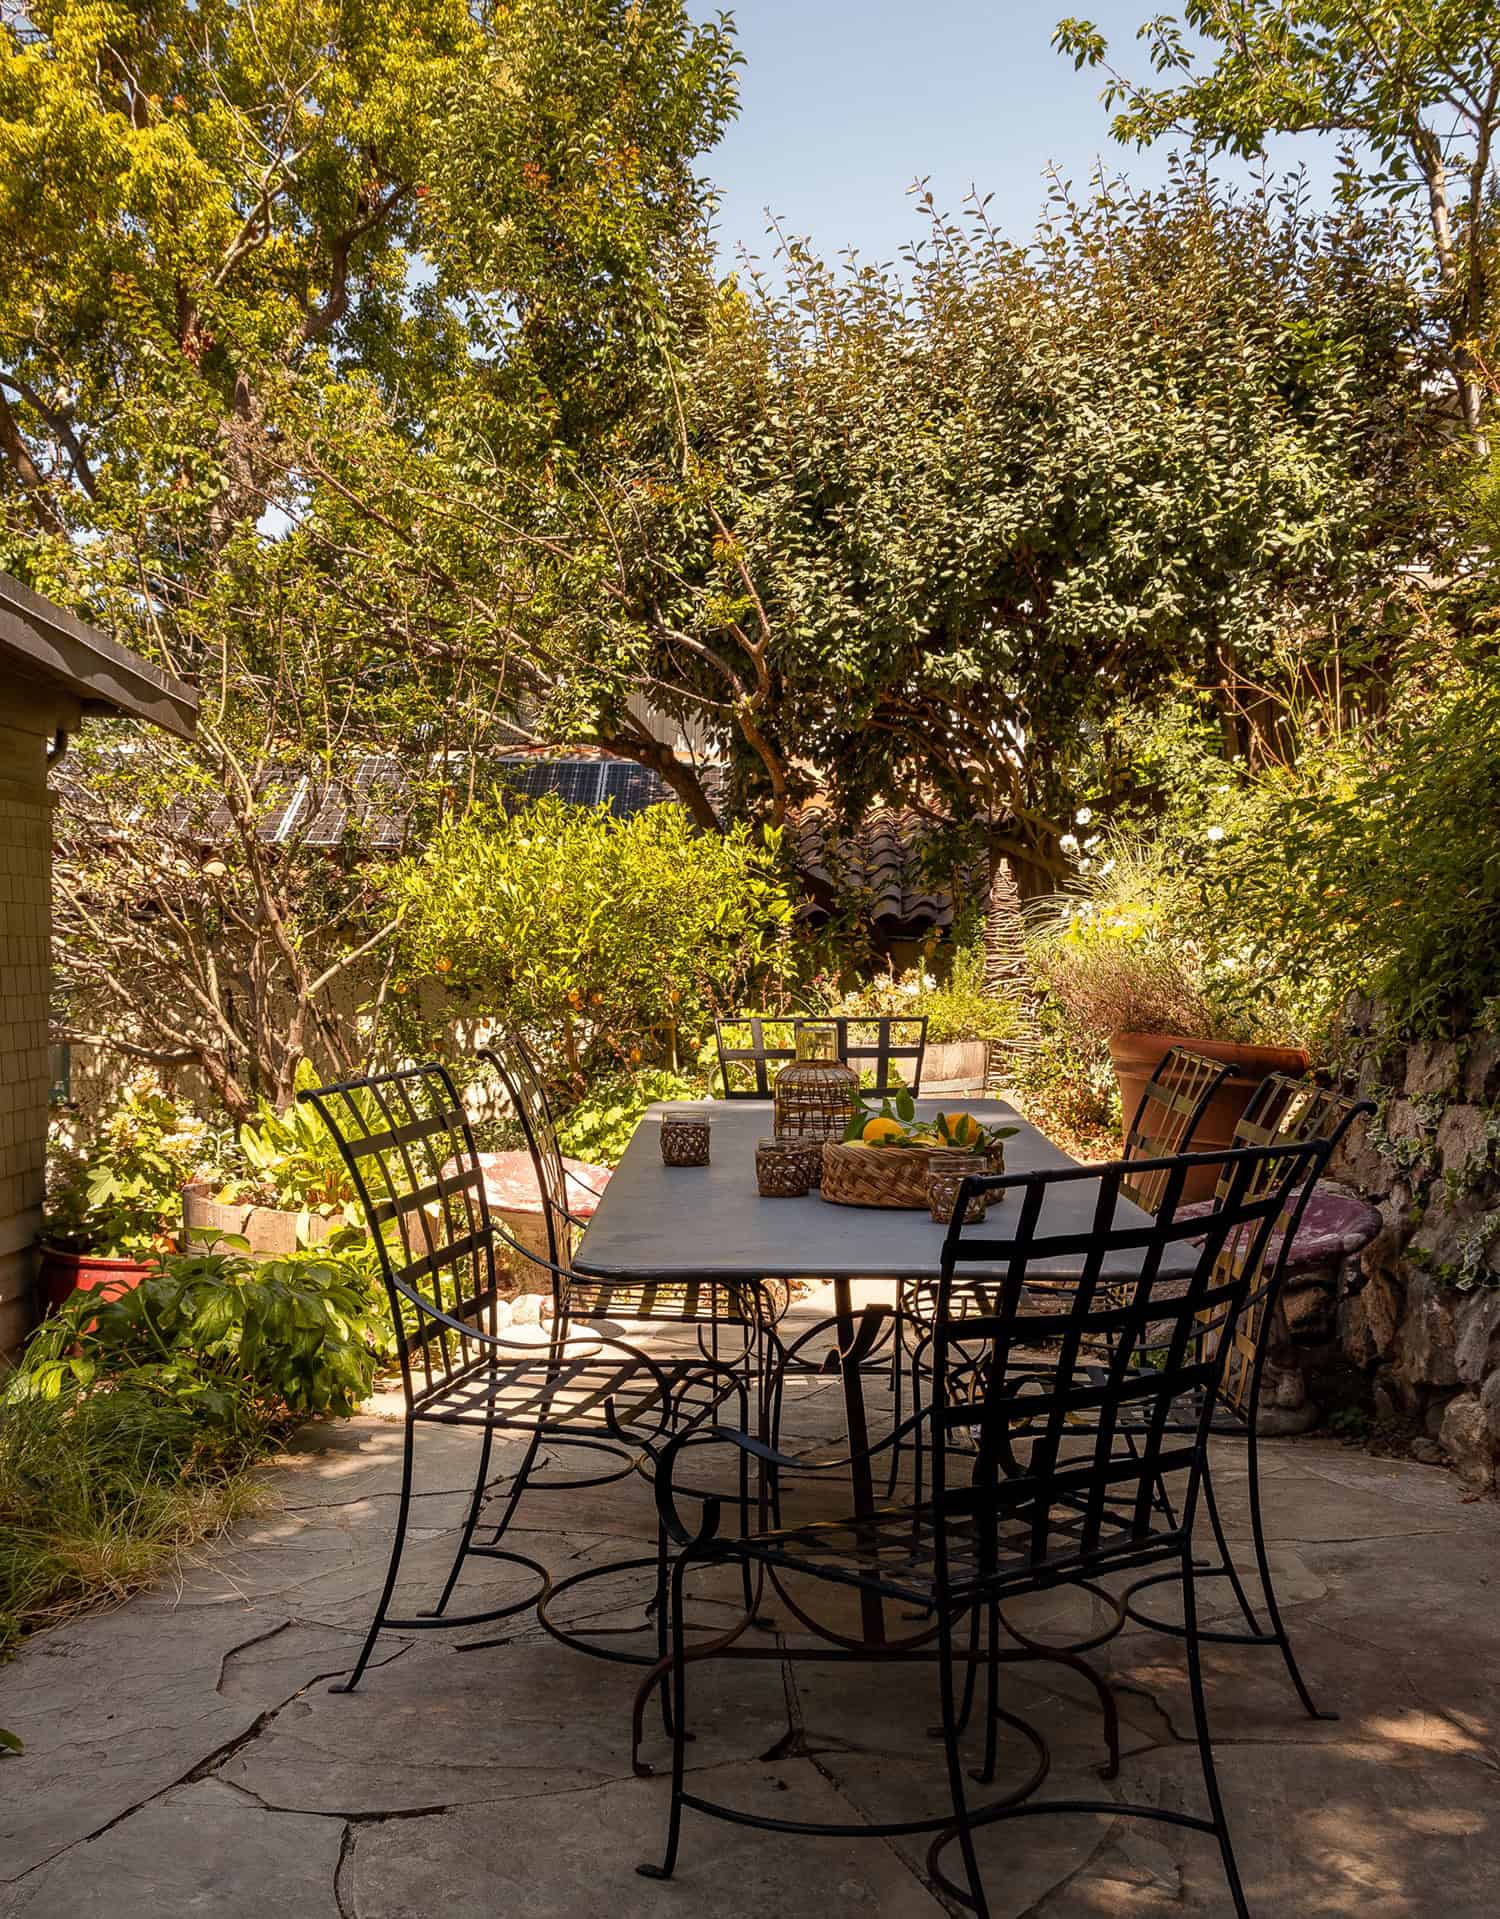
772,1021 -> 859,1144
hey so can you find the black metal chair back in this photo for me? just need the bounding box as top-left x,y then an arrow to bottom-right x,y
1120,1045 -> 1234,1214
823,1014 -> 927,1097
482,1037 -> 769,1342
1208,1073 -> 1373,1422
714,1013 -> 927,1099
712,1016 -> 799,1097
298,1062 -> 505,1415
479,1035 -> 573,1270
928,1141 -> 1328,1580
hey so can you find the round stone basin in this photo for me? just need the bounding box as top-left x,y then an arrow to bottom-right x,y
474,1150 -> 611,1290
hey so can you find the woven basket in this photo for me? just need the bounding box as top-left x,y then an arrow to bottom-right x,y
820,1142 -> 1001,1211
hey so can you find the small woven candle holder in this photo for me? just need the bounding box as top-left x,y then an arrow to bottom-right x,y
660,1109 -> 711,1167
755,1137 -> 813,1198
927,1149 -> 996,1225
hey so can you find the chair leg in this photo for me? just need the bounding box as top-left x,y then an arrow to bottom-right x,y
333,1415 -> 416,1694
1246,1420 -> 1333,1720
638,1554 -> 692,1881
951,1598 -> 984,1736
423,1417 -> 497,1620
1181,1543 -> 1252,1919
975,1600 -> 1001,1785
932,1606 -> 991,1918
885,1302 -> 906,1498
1200,1451 -> 1264,1639
483,1419 -> 545,1547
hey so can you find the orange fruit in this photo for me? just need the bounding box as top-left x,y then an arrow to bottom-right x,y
938,1111 -> 981,1146
862,1116 -> 907,1146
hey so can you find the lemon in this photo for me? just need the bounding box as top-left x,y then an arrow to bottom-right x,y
938,1111 -> 981,1146
862,1116 -> 907,1146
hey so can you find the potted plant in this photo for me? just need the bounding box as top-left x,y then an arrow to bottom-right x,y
183,1061 -> 364,1256
41,1076 -> 214,1312
1032,910 -> 1306,1171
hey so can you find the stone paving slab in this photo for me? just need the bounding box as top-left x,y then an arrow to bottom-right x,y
2,1317 -> 1498,1919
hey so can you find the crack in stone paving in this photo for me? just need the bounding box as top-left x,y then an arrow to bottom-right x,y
334,1824 -> 359,1919
3,1634 -> 415,1889
214,1615 -> 295,1693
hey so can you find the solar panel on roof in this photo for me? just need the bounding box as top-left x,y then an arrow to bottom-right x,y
354,756 -> 409,847
299,775 -> 351,848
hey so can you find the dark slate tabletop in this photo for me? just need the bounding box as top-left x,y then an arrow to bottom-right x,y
572,1098 -> 1186,1284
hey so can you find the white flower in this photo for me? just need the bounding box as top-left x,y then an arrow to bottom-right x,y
921,973 -> 937,991
1060,832 -> 1079,853
1205,825 -> 1225,843
1075,806 -> 1093,825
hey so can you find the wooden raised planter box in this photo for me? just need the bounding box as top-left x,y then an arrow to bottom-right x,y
181,1183 -> 333,1258
921,1039 -> 990,1092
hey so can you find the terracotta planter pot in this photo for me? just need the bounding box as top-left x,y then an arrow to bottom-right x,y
39,1244 -> 156,1315
182,1184 -> 332,1258
1108,1032 -> 1310,1202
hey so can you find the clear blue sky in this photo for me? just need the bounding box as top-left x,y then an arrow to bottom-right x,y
705,1 -> 1333,269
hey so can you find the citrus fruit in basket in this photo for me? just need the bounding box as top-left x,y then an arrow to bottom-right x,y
934,1111 -> 983,1147
861,1116 -> 908,1146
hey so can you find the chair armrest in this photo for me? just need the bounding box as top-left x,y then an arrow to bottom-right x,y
651,1412 -> 930,1545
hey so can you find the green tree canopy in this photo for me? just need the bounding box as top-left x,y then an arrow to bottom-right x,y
466,173 -> 1437,892
1054,3 -> 1500,431
4,0 -> 739,1114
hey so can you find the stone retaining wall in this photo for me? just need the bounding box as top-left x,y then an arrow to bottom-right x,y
1325,1007 -> 1500,1490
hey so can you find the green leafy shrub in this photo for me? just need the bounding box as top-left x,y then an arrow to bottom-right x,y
555,1068 -> 709,1166
382,797 -> 798,1091
1010,994 -> 1122,1159
1027,806 -> 1307,1052
810,941 -> 1017,1047
0,1366 -> 265,1655
45,1074 -> 223,1259
214,1060 -> 366,1240
21,1236 -> 389,1430
2,1230 -> 391,1654
1207,651 -> 1500,1040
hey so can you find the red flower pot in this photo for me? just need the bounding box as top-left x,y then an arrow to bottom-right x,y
39,1245 -> 156,1316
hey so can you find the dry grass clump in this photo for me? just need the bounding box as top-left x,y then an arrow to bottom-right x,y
0,1383 -> 266,1654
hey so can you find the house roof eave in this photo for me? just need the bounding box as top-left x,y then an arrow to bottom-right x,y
0,573 -> 198,740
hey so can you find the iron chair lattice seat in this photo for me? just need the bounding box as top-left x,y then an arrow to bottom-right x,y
714,1013 -> 928,1100
639,1142 -> 1327,1919
1115,1074 -> 1377,1710
298,1062 -> 764,1693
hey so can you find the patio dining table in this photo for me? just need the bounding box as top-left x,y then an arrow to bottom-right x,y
572,1097 -> 1188,1644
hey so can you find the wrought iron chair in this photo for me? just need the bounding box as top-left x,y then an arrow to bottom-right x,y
713,1013 -> 927,1099
1120,1045 -> 1234,1214
640,1142 -> 1325,1919
481,1036 -> 785,1423
1120,1074 -> 1376,1715
299,1062 -> 758,1693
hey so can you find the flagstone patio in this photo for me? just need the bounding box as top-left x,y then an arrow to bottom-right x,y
2,1289 -> 1497,1918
